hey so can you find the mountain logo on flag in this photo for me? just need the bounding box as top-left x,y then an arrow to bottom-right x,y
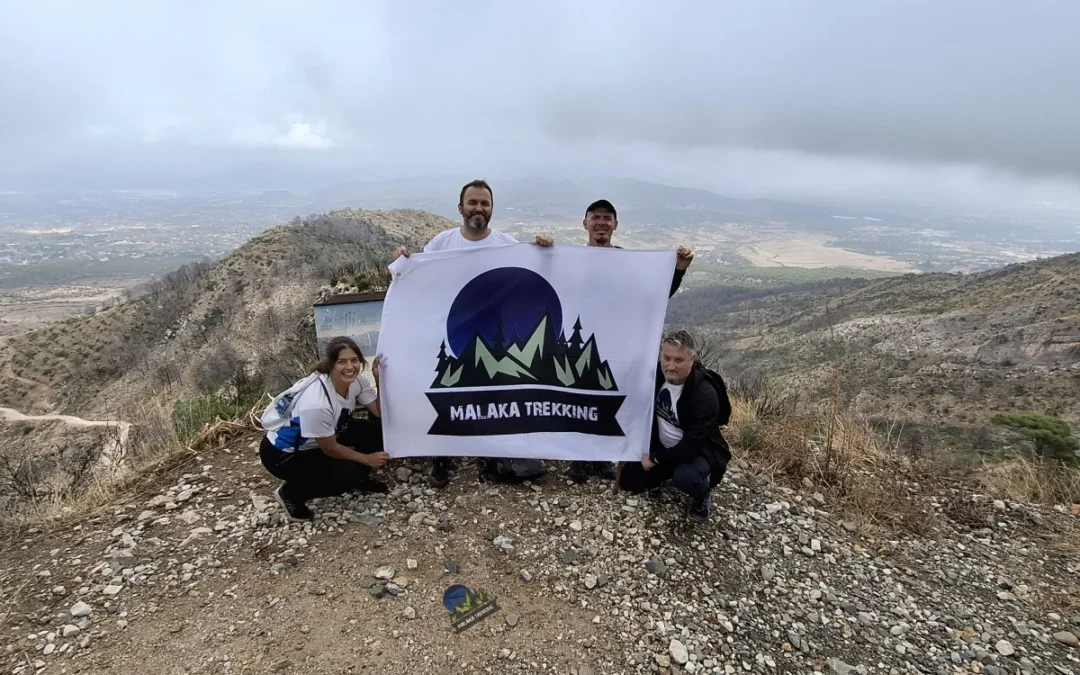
425,266 -> 625,437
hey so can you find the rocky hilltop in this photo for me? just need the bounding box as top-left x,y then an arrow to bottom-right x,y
1,439 -> 1078,675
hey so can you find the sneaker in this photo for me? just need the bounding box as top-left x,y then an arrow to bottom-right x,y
688,493 -> 711,522
429,458 -> 449,488
356,477 -> 390,494
568,461 -> 589,484
594,461 -> 617,480
275,486 -> 314,522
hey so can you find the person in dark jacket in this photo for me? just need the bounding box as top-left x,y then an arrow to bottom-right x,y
617,330 -> 731,521
570,199 -> 696,484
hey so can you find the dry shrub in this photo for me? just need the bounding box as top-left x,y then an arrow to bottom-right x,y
0,421 -> 122,510
980,457 -> 1080,507
940,495 -> 993,529
0,398 -> 192,530
729,393 -> 937,535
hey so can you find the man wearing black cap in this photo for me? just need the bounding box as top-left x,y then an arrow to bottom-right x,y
569,199 -> 696,484
583,199 -> 693,296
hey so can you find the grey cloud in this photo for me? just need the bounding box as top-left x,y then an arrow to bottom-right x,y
531,1 -> 1080,176
1,0 -> 1079,194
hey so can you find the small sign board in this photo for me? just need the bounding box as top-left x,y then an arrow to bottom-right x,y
313,291 -> 386,361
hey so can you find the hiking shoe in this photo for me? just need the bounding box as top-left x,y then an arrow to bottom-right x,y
478,458 -> 504,483
568,461 -> 589,484
275,486 -> 314,522
356,477 -> 389,494
594,461 -> 617,480
429,458 -> 449,488
688,493 -> 711,522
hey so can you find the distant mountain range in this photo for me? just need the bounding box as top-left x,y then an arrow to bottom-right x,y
4,177 -> 1075,239
305,177 -> 862,232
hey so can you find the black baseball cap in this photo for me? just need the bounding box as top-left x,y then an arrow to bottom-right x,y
585,199 -> 617,219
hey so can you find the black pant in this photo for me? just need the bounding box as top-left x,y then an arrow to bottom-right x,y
618,448 -> 711,500
260,417 -> 383,503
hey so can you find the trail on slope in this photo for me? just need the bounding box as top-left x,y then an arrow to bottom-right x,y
0,406 -> 131,466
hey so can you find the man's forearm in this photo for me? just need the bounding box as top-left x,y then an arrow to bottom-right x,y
669,268 -> 685,297
318,440 -> 368,464
652,439 -> 702,466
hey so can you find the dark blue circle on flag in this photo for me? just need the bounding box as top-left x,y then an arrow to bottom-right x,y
445,266 -> 563,358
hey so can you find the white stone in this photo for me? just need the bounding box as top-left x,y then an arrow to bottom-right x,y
70,602 -> 92,618
669,639 -> 689,665
374,565 -> 395,580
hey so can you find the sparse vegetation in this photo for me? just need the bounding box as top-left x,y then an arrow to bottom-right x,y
171,397 -> 254,444
991,412 -> 1080,464
982,456 -> 1080,506
727,380 -> 936,535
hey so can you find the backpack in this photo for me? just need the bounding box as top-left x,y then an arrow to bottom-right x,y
491,457 -> 547,481
260,372 -> 331,433
697,365 -> 732,427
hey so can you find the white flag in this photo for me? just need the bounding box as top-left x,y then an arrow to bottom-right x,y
377,244 -> 675,462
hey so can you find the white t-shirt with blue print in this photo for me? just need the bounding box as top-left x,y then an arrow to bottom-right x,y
267,374 -> 377,452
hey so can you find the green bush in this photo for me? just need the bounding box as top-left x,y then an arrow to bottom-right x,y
172,397 -> 251,443
991,412 -> 1080,464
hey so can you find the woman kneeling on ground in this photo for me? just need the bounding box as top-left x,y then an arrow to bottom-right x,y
259,336 -> 390,521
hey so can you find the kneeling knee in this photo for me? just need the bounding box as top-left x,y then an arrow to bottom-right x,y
672,467 -> 706,493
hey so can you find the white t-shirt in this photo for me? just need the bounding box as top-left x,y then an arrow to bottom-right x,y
267,374 -> 377,452
423,227 -> 519,252
656,382 -> 684,449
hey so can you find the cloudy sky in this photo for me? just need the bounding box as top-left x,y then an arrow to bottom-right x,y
3,0 -> 1079,209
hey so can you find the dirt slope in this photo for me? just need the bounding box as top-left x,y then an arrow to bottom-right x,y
1,439 -> 1078,675
669,252 -> 1080,436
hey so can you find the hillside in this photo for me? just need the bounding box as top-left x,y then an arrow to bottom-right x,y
0,209 -> 452,513
0,208 -> 452,418
669,252 -> 1080,456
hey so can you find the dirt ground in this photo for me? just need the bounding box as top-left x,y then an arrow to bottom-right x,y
2,437 -> 1079,675
0,444 -> 649,675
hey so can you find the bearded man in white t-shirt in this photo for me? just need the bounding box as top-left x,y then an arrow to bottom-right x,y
393,179 -> 552,256
393,179 -> 554,488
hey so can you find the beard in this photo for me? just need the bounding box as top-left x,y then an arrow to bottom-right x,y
463,212 -> 490,231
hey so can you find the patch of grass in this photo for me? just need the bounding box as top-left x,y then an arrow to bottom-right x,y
981,457 -> 1080,506
172,397 -> 252,444
728,384 -> 937,535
